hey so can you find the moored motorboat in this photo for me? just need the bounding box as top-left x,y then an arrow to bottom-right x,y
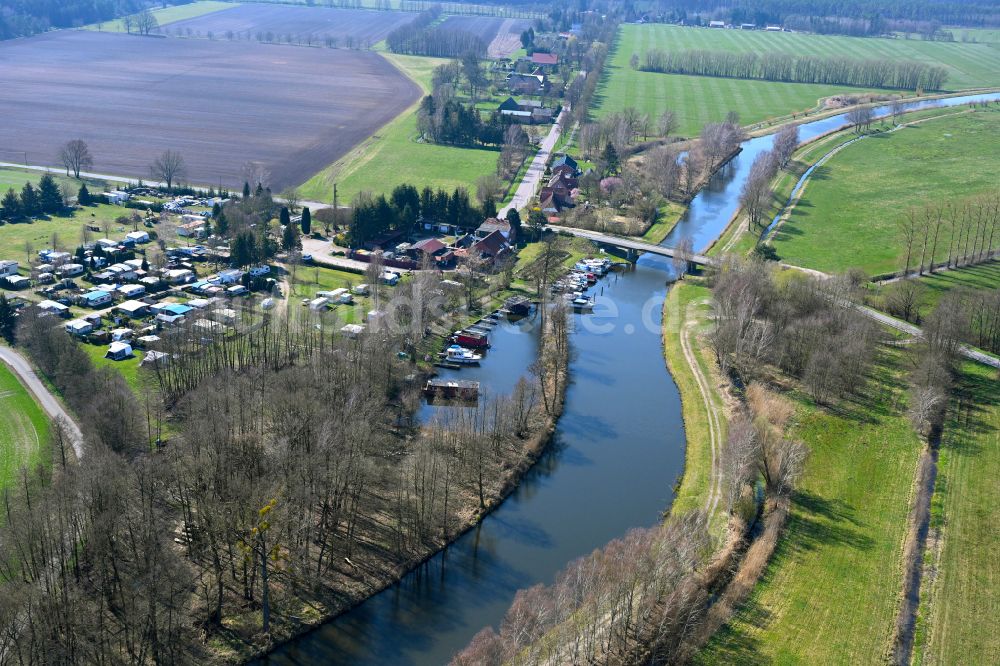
443,344 -> 483,365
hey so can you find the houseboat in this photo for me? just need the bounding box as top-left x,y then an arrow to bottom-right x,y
424,378 -> 480,402
504,295 -> 532,316
452,330 -> 490,349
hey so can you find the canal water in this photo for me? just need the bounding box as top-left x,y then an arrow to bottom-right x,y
261,91 -> 998,665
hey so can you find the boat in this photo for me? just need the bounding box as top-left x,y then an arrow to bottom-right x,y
571,296 -> 595,311
504,295 -> 532,316
452,330 -> 490,349
424,378 -> 479,402
443,345 -> 482,365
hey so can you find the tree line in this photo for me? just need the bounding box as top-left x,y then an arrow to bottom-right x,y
0,0 -> 146,39
640,49 -> 949,90
638,0 -> 999,36
0,173 -> 66,222
1,280 -> 564,661
386,6 -> 487,57
895,192 -> 999,280
348,183 -> 499,247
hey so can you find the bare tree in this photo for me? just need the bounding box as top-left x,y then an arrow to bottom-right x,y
242,161 -> 271,191
150,150 -> 187,189
60,139 -> 93,179
772,124 -> 799,169
667,234 -> 693,278
135,10 -> 159,36
898,207 -> 921,275
280,187 -> 301,212
740,151 -> 778,230
658,110 -> 678,139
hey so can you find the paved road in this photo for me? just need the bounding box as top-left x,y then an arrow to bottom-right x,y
0,345 -> 84,459
0,161 -> 331,210
504,109 -> 567,216
547,225 -> 716,266
854,304 -> 1000,369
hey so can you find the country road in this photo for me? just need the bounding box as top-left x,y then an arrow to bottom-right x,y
504,108 -> 567,215
0,345 -> 84,459
0,161 -> 332,210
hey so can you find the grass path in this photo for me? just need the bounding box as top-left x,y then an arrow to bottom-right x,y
662,281 -> 729,529
915,361 -> 1000,664
699,345 -> 923,663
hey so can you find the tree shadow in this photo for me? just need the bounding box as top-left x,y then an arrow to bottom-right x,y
777,489 -> 875,558
698,598 -> 773,665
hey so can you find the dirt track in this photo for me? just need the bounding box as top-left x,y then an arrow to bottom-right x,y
0,31 -> 420,190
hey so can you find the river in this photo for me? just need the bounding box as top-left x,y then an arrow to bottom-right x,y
259,91 -> 998,665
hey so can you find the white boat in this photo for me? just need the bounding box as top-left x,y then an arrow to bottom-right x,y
571,296 -> 595,311
444,345 -> 483,365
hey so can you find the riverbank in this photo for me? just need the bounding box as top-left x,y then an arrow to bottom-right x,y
661,280 -> 731,530
707,101 -> 997,261
240,313 -> 571,663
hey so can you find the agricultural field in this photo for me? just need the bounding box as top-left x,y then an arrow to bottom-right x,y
623,24 -> 1000,91
437,16 -> 534,57
298,53 -> 499,204
86,1 -> 236,32
0,363 -> 51,492
163,4 -> 414,47
770,109 -> 1000,275
916,361 -> 1000,664
0,31 -> 419,191
595,24 -> 1000,136
700,345 -> 923,664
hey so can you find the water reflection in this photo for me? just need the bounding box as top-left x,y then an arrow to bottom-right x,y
261,91 -> 999,666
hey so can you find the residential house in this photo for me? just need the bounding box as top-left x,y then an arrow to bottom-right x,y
475,218 -> 515,242
79,290 -> 113,308
4,275 -> 30,289
65,319 -> 94,336
103,191 -> 130,205
0,260 -> 19,278
471,230 -> 511,262
409,238 -> 454,267
117,284 -> 145,299
529,52 -> 559,69
38,300 -> 70,317
498,97 -> 555,124
211,269 -> 244,285
162,268 -> 194,284
551,154 -> 579,175
116,300 -> 149,318
507,72 -> 548,95
177,221 -> 207,238
40,250 -> 72,266
152,302 -> 193,318
57,263 -> 84,278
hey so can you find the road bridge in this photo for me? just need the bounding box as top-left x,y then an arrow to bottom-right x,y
547,225 -> 717,267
